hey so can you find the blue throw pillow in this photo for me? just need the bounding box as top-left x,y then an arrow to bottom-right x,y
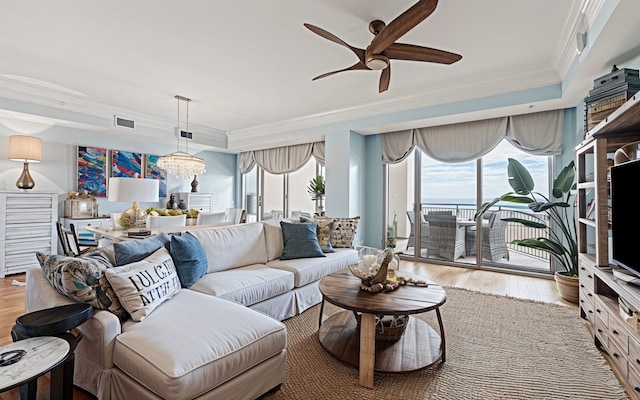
114,232 -> 171,266
279,221 -> 325,260
170,232 -> 208,287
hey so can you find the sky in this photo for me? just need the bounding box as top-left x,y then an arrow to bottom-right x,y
421,140 -> 550,204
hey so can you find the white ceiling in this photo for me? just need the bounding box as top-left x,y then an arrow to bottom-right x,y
1,0 -> 640,152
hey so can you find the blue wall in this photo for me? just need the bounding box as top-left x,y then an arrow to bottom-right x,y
0,123 -> 239,217
363,134 -> 383,248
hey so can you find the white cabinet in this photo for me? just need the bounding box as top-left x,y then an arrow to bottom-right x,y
0,191 -> 58,278
175,192 -> 213,212
60,217 -> 111,247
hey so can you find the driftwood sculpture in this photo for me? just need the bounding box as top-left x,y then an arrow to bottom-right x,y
349,248 -> 428,292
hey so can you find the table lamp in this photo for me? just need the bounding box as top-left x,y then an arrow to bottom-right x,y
108,177 -> 159,229
8,135 -> 42,191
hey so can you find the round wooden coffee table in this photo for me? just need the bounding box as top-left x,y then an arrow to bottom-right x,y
318,269 -> 446,388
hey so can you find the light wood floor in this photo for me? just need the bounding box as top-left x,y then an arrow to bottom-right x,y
0,261 -> 573,399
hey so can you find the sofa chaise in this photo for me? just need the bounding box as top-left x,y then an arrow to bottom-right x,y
25,219 -> 359,399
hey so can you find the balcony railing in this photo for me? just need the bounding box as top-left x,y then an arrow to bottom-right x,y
419,203 -> 550,261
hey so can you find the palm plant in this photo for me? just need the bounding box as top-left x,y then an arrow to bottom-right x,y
474,158 -> 578,277
307,175 -> 325,201
308,175 -> 325,212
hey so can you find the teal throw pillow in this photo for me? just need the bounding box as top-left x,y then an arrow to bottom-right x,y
279,221 -> 325,260
114,232 -> 171,266
170,232 -> 208,287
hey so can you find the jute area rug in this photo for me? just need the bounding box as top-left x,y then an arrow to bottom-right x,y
264,287 -> 629,400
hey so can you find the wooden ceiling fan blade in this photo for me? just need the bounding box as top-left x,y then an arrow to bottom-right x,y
379,66 -> 391,93
368,0 -> 438,55
304,23 -> 366,63
385,43 -> 462,64
312,62 -> 369,81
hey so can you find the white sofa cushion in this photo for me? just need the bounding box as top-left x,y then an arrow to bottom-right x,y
114,290 -> 286,400
266,248 -> 358,287
189,222 -> 268,273
189,264 -> 294,306
262,220 -> 284,261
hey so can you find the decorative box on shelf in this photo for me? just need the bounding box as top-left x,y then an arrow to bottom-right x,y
584,66 -> 640,134
64,199 -> 95,218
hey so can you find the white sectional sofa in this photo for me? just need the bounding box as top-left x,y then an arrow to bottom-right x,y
25,221 -> 358,400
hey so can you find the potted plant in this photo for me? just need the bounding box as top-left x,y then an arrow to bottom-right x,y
474,158 -> 578,303
307,175 -> 325,213
184,208 -> 199,226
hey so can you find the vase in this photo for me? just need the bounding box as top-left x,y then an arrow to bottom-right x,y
120,202 -> 147,230
191,175 -> 199,192
554,271 -> 579,303
166,194 -> 178,209
316,197 -> 324,213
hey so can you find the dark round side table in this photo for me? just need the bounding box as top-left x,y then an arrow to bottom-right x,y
11,303 -> 94,400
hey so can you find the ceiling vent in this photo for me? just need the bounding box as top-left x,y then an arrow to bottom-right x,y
114,115 -> 135,130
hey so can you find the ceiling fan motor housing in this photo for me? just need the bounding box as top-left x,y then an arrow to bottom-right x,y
366,52 -> 390,70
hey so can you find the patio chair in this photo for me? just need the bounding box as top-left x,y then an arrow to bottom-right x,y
405,211 -> 429,251
466,211 -> 509,262
262,210 -> 283,220
427,210 -> 453,216
425,214 -> 466,261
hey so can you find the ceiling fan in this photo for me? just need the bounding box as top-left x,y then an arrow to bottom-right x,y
304,0 -> 462,93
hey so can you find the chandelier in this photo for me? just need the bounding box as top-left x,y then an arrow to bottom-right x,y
157,95 -> 206,179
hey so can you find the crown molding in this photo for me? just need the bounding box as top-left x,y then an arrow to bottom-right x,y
227,65 -> 560,151
554,0 -> 606,82
0,77 -> 228,150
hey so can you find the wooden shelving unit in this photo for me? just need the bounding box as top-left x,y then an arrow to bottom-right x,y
576,93 -> 640,397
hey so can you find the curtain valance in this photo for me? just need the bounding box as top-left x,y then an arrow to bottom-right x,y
381,109 -> 564,164
239,141 -> 325,174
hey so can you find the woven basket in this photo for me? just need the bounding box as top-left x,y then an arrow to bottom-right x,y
374,315 -> 409,341
354,312 -> 409,342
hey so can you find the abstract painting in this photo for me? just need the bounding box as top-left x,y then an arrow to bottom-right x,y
144,154 -> 167,198
77,146 -> 108,197
111,150 -> 142,178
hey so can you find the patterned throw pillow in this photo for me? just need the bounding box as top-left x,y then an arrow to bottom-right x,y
105,248 -> 181,322
316,219 -> 335,253
37,249 -> 128,318
326,216 -> 360,248
300,216 -> 335,253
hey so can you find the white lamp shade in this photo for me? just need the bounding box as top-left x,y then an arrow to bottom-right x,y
108,177 -> 159,203
9,135 -> 42,162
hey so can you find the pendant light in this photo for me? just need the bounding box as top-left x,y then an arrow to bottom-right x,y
157,95 -> 206,179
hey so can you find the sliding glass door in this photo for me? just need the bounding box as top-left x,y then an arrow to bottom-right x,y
241,157 -> 322,221
388,140 -> 552,274
480,140 -> 550,273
